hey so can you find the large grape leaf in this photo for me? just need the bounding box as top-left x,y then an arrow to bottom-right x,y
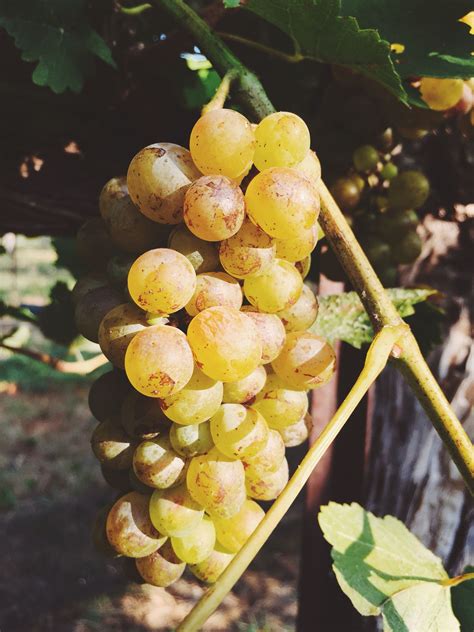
226,0 -> 407,103
451,566 -> 474,632
340,0 -> 474,79
0,0 -> 116,93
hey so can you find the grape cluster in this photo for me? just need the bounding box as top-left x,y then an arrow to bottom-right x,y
75,109 -> 335,588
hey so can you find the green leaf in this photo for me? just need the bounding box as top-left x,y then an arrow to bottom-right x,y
340,0 -> 474,79
223,0 -> 241,7
0,0 -> 116,93
451,566 -> 474,632
311,288 -> 436,349
241,0 -> 407,103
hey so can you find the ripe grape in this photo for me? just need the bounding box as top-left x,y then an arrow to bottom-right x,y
222,365 -> 267,404
128,248 -> 196,314
121,390 -> 170,439
169,421 -> 214,457
219,218 -> 275,279
124,325 -> 194,398
98,303 -> 149,368
187,306 -> 262,382
71,271 -> 108,306
189,108 -> 255,179
185,272 -> 242,317
252,373 -> 308,429
171,516 -> 216,564
391,230 -> 422,264
240,308 -> 286,364
159,367 -> 223,426
89,370 -> 129,423
420,77 -> 464,111
295,256 -> 311,279
106,491 -> 165,558
74,286 -> 122,343
214,499 -> 264,553
133,435 -> 186,489
149,483 -> 204,537
272,331 -> 336,390
330,177 -> 360,211
278,412 -> 312,447
184,175 -> 245,241
276,284 -> 319,332
210,404 -> 268,459
275,223 -> 318,262
293,150 -> 321,185
244,259 -> 303,313
353,145 -> 379,172
253,111 -> 310,170
127,143 -> 201,224
242,429 -> 285,476
76,218 -> 115,270
388,171 -> 430,210
245,168 -> 320,239
135,540 -> 185,587
186,447 -> 246,518
189,542 -> 234,584
106,255 -> 134,289
246,457 -> 289,501
168,224 -> 219,273
91,420 -> 134,470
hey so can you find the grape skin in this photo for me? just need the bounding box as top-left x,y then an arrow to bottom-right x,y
244,258 -> 303,314
246,457 -> 289,501
91,419 -> 134,470
98,303 -> 149,369
420,78 -> 464,111
278,412 -> 313,447
275,223 -> 318,263
71,271 -> 108,306
168,224 -> 219,274
219,217 -> 275,279
185,272 -> 242,317
135,540 -> 186,587
120,390 -> 171,439
149,483 -> 204,537
76,217 -> 115,270
242,428 -> 285,476
74,286 -> 123,343
252,373 -> 308,430
293,150 -> 321,185
210,404 -> 269,459
213,499 -> 265,553
388,171 -> 429,210
222,365 -> 267,404
169,421 -> 214,457
133,435 -> 186,489
276,284 -> 319,332
171,516 -> 216,564
253,111 -> 310,170
240,307 -> 286,364
189,542 -> 234,584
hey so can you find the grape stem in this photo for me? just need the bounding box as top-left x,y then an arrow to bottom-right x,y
0,342 -> 108,374
217,32 -> 304,64
201,69 -> 239,114
119,2 -> 152,15
177,324 -> 408,632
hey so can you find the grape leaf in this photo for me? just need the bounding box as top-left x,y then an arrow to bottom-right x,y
233,0 -> 407,103
311,288 -> 436,349
0,0 -> 116,93
223,0 -> 241,7
340,0 -> 474,79
451,566 -> 474,632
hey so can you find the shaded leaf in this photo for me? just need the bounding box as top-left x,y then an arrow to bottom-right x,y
451,566 -> 474,632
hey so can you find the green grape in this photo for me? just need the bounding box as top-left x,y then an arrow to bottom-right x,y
391,230 -> 422,264
121,390 -> 170,439
92,505 -> 121,558
74,286 -> 122,343
330,177 -> 360,212
276,284 -> 318,332
171,516 -> 216,564
124,325 -> 194,398
218,217 -> 276,279
213,499 -> 264,553
189,108 -> 255,179
278,412 -> 312,447
168,224 -> 219,274
210,404 -> 268,459
242,428 -> 285,476
186,447 -> 246,519
184,175 -> 245,242
293,150 -> 321,185
159,366 -> 223,426
189,542 -> 234,584
149,483 -> 204,537
71,271 -> 108,306
127,143 -> 201,224
133,435 -> 186,489
187,306 -> 262,382
245,168 -> 320,239
98,303 -> 149,369
243,258 -> 303,313
272,331 -> 336,390
240,308 -> 286,364
76,217 -> 115,270
364,239 -> 392,268
246,457 -> 289,501
294,255 -> 311,279
100,464 -> 131,491
91,420 -> 134,470
89,370 -> 129,423
380,162 -> 398,181
376,209 -> 419,243
222,365 -> 267,404
169,421 -> 214,457
388,171 -> 430,210
419,77 -> 464,111
353,145 -> 379,172
106,491 -> 165,558
252,373 -> 308,430
275,223 -> 318,262
128,248 -> 196,314
253,111 -> 310,170
185,272 -> 242,317
135,540 -> 185,587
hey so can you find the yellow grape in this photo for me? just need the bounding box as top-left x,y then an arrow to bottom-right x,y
218,217 -> 275,279
106,491 -> 165,558
252,373 -> 308,429
189,108 -> 255,179
168,224 -> 219,273
210,404 -> 268,459
295,255 -> 311,279
149,483 -> 204,537
240,307 -> 286,364
275,223 -> 318,262
222,365 -> 267,404
125,325 -> 194,398
213,499 -> 264,554
419,78 -> 464,111
245,168 -> 320,239
136,540 -> 185,587
243,428 -> 285,476
128,248 -> 196,314
91,420 -> 134,470
98,303 -> 149,369
246,457 -> 289,501
127,143 -> 201,224
254,111 -> 310,170
272,331 -> 336,390
293,150 -> 322,185
169,421 -> 214,457
187,306 -> 262,382
133,435 -> 186,489
171,516 -> 216,564
121,390 -> 171,439
186,447 -> 246,518
185,272 -> 242,317
279,412 -> 313,447
159,366 -> 223,426
276,284 -> 319,332
189,542 -> 234,584
243,258 -> 303,313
